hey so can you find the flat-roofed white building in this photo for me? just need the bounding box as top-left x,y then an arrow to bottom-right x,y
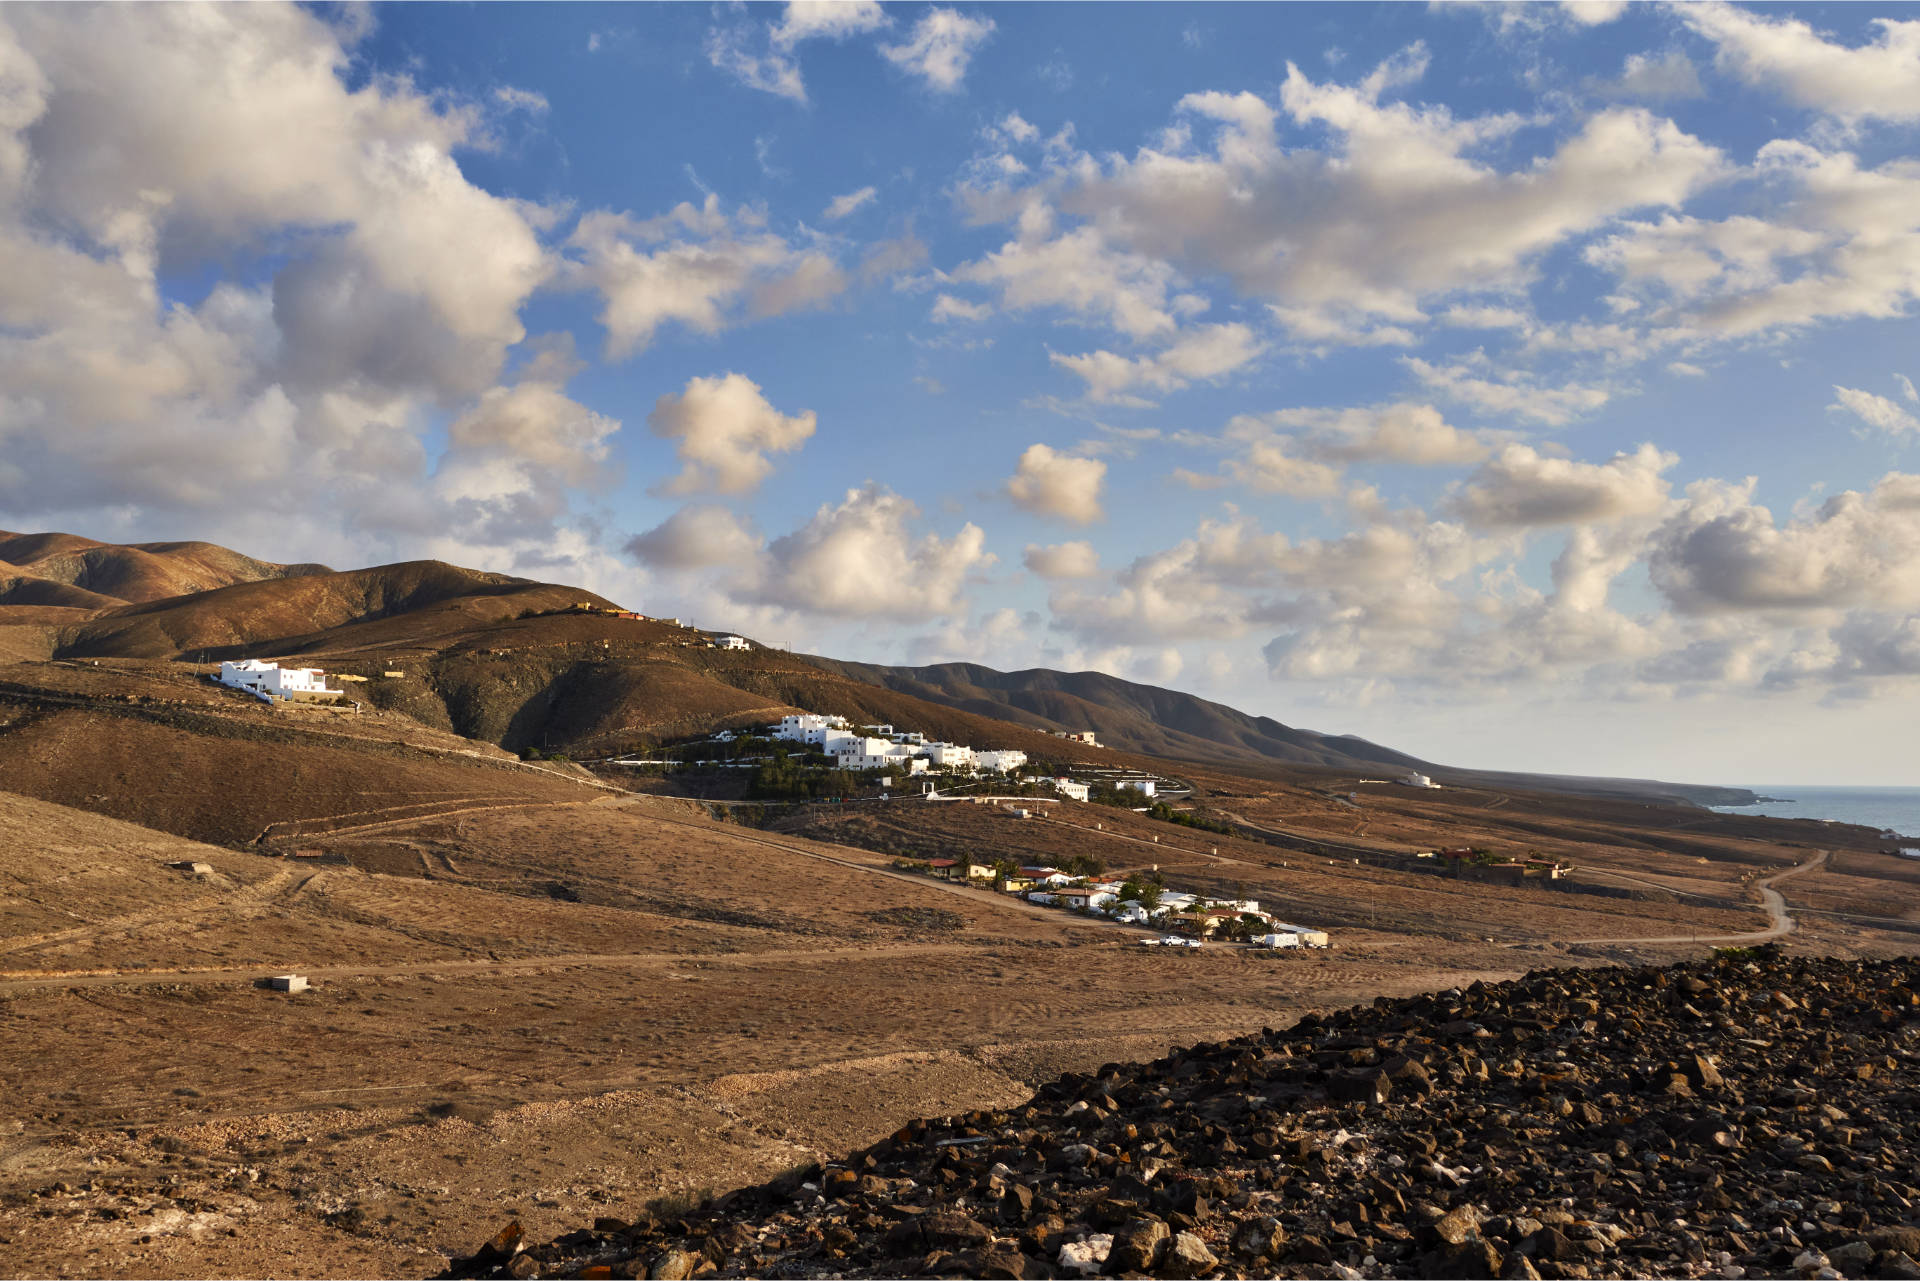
1048,777 -> 1090,802
975,749 -> 1027,773
714,634 -> 751,650
217,660 -> 339,702
925,742 -> 974,770
773,713 -> 850,745
830,736 -> 918,772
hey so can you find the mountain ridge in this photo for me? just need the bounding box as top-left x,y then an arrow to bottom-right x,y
804,657 -> 1757,807
0,530 -> 1755,806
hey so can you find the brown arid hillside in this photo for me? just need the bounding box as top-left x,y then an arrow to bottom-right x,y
54,560 -> 614,662
0,538 -> 1916,1276
0,528 -> 330,607
0,659 -> 603,847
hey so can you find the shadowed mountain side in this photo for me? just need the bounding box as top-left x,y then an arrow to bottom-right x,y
0,571 -> 126,610
807,659 -> 1756,807
52,562 -> 613,661
0,529 -> 331,605
343,630 -> 1120,760
805,659 -> 1426,771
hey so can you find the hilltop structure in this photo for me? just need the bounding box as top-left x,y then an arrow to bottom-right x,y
215,659 -> 339,703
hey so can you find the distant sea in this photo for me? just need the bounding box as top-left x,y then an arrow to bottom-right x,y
1711,786 -> 1920,842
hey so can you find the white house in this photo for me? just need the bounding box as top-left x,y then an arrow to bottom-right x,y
1267,922 -> 1331,948
1399,771 -> 1437,788
1053,730 -> 1101,747
925,742 -> 975,770
773,714 -> 850,746
1048,777 -> 1091,802
714,634 -> 751,650
1117,777 -> 1157,798
830,736 -> 919,772
217,660 -> 339,702
1113,902 -> 1152,925
974,749 -> 1027,774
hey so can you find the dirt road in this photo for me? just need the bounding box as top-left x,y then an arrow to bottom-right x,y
0,938 -> 1050,995
1566,850 -> 1828,946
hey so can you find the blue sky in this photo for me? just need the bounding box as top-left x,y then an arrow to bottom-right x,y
5,1 -> 1920,784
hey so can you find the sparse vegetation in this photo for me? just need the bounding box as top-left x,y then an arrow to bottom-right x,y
1147,801 -> 1234,836
862,906 -> 965,932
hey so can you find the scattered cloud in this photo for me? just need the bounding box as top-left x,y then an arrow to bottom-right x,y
626,504 -> 762,571
1830,384 -> 1920,437
954,223 -> 1188,342
647,372 -> 816,495
493,86 -> 551,115
1051,323 -> 1262,405
1648,472 -> 1920,613
1446,443 -> 1678,528
1587,49 -> 1705,102
773,1 -> 889,48
880,8 -> 995,92
931,293 -> 993,323
1403,356 -> 1612,427
1006,444 -> 1107,524
705,27 -> 806,103
1679,2 -> 1920,125
1023,540 -> 1101,579
749,485 -> 992,620
567,196 -> 847,357
822,185 -> 878,221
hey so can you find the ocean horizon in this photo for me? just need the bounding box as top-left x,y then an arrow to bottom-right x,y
1710,785 -> 1920,841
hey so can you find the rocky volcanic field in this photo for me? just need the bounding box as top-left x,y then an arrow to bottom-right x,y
444,952 -> 1920,1281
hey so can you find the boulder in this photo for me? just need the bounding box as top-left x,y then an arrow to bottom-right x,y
1162,1232 -> 1218,1279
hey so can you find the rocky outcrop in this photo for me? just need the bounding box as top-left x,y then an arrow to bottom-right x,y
443,952 -> 1920,1279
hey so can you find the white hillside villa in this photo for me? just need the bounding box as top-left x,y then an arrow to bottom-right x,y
713,634 -> 751,650
1047,777 -> 1091,802
924,742 -> 974,769
766,711 -> 1030,777
775,713 -> 850,745
217,659 -> 340,702
830,735 -> 929,773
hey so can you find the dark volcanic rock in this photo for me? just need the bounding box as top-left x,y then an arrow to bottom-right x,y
441,953 -> 1920,1280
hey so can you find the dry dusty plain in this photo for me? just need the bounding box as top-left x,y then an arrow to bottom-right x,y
2,719 -> 1919,1276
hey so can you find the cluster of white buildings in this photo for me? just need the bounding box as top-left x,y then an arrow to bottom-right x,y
771,713 -> 1029,777
216,659 -> 340,703
927,858 -> 1328,948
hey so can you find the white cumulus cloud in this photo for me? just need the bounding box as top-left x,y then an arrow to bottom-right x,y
1023,540 -> 1101,580
1006,444 -> 1107,525
647,373 -> 816,496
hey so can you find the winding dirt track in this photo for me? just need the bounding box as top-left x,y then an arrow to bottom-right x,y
1565,850 -> 1827,946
